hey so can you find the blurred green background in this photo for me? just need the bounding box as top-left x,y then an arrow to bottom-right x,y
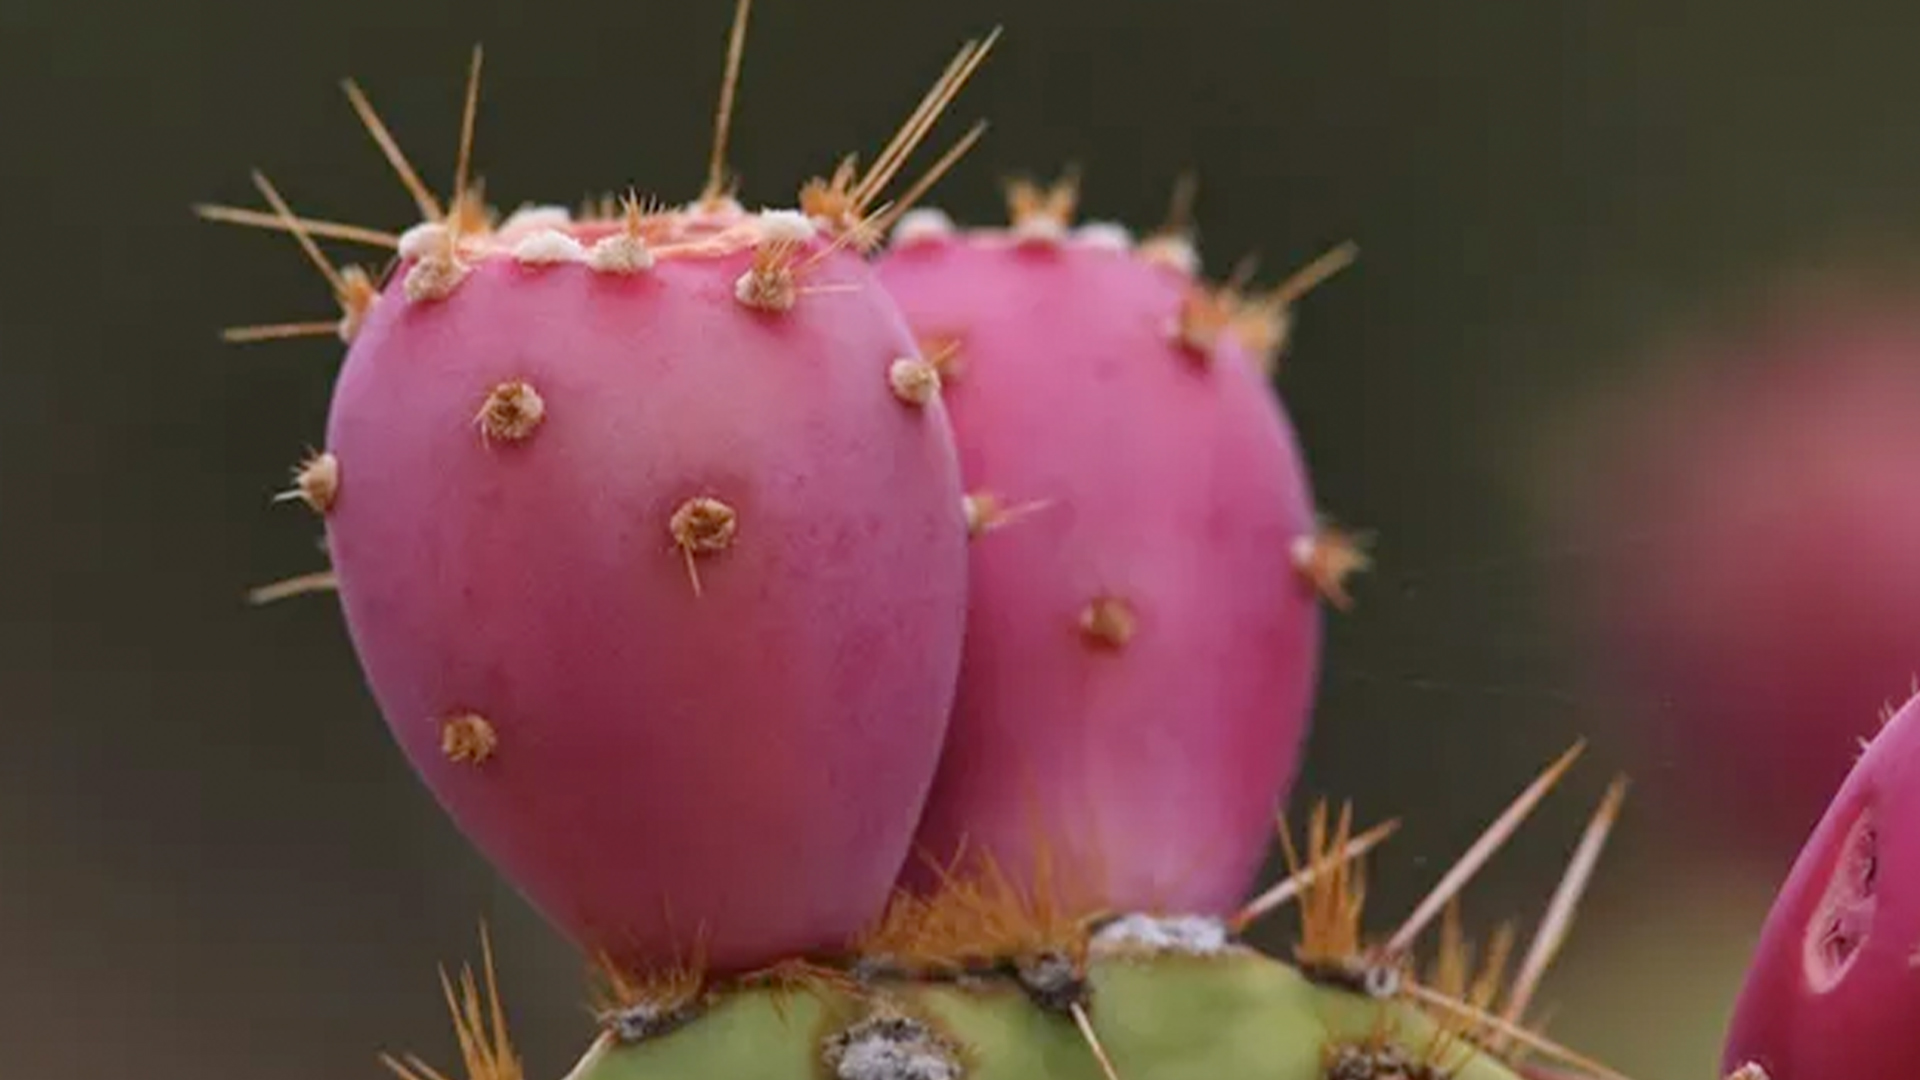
8,1 -> 1920,1077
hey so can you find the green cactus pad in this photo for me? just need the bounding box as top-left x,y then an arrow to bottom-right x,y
568,946 -> 1525,1080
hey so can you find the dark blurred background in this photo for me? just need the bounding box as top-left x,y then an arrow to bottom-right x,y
9,1 -> 1920,1077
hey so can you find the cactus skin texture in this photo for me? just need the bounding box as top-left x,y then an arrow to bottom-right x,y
570,948 -> 1524,1080
873,195 -> 1358,917
327,220 -> 970,975
1721,689 -> 1920,1080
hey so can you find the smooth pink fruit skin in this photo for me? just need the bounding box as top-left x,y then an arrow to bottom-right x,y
1723,691 -> 1920,1080
875,233 -> 1323,915
323,242 -> 969,973
1556,304 -> 1920,853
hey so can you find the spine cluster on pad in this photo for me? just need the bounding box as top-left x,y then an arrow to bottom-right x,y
195,4 -> 1799,1080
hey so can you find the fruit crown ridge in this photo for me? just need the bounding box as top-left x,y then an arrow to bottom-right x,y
197,7 -> 1000,349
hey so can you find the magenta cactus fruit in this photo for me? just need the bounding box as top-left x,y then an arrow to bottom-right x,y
328,216 -> 970,975
1721,689 -> 1920,1080
202,18 -> 1001,974
872,179 -> 1365,917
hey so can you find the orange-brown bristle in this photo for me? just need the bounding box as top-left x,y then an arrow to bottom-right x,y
340,71 -> 443,222
448,183 -> 497,242
338,265 -> 380,330
1481,776 -> 1628,1060
1004,170 -> 1081,229
1404,979 -> 1636,1080
797,31 -> 994,248
1294,522 -> 1374,612
1232,815 -> 1401,931
799,156 -> 863,224
858,842 -> 1102,976
576,193 -> 614,222
1279,800 -> 1371,969
869,121 -> 987,244
1425,903 -> 1470,1004
1173,283 -> 1240,355
1384,742 -> 1587,960
380,924 -> 521,1080
699,0 -> 756,204
194,203 -> 401,248
1148,171 -> 1198,245
447,45 -> 486,235
1229,241 -> 1359,373
1417,905 -> 1517,1069
1229,299 -> 1290,372
732,956 -> 862,997
617,192 -> 672,236
835,206 -> 892,256
728,957 -> 866,1023
917,334 -> 965,381
734,237 -> 808,312
588,942 -> 709,1023
848,30 -> 998,219
246,568 -> 339,606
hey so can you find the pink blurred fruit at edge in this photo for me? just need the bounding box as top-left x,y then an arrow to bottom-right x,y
1552,293 -> 1920,856
873,185 -> 1360,917
1722,688 -> 1920,1080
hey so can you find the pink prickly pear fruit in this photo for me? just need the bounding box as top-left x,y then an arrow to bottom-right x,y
871,179 -> 1365,918
1547,292 -> 1920,855
329,214 -> 968,976
1721,689 -> 1920,1080
222,27 -> 1002,975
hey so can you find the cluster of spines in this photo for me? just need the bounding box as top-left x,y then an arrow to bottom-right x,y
880,168 -> 1362,376
1265,746 -> 1641,1080
881,167 -> 1377,615
197,4 -> 999,632
372,742 -> 1651,1080
200,15 -> 995,332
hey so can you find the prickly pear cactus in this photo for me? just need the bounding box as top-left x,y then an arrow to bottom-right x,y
567,942 -> 1530,1080
200,4 -> 1655,1080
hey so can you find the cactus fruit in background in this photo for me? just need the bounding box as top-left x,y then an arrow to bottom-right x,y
199,5 -> 995,975
872,178 -> 1366,919
1547,296 -> 1920,857
201,4 -> 1653,1080
1721,689 -> 1920,1080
